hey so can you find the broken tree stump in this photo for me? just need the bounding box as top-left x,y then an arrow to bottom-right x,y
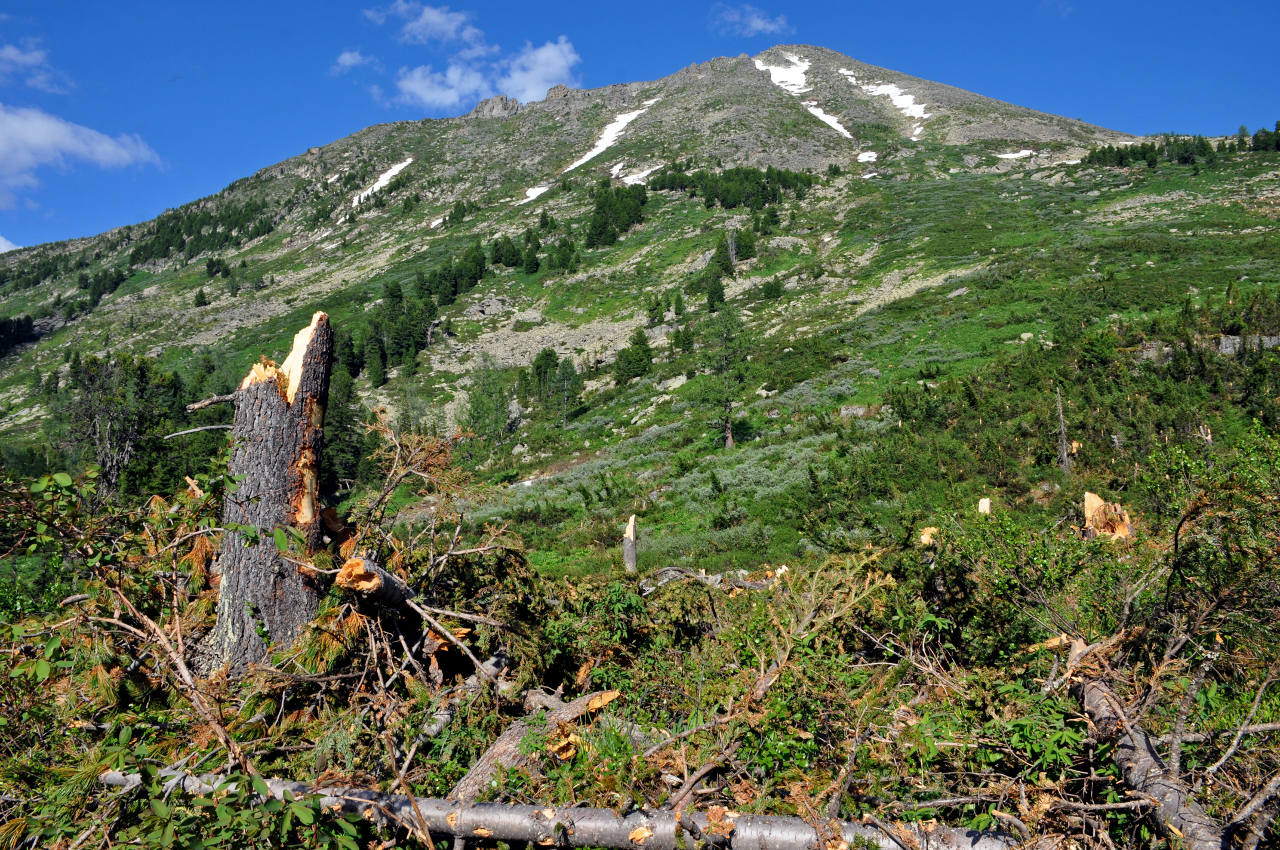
622,514 -> 638,574
200,312 -> 334,675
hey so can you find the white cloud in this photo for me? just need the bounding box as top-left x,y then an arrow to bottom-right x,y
332,49 -> 378,75
0,40 -> 69,93
367,1 -> 487,47
495,37 -> 581,103
364,5 -> 579,111
0,233 -> 19,253
711,3 -> 791,37
0,103 -> 161,207
395,62 -> 492,108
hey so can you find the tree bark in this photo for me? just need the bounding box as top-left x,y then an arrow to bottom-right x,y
1077,678 -> 1225,850
200,312 -> 334,675
622,514 -> 638,574
100,770 -> 1017,850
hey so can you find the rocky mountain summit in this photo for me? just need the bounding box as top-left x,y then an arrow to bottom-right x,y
0,43 -> 1144,434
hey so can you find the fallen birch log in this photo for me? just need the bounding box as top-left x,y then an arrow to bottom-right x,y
99,770 -> 1016,850
1077,678 -> 1224,850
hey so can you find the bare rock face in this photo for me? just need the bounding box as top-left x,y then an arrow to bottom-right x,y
470,95 -> 523,119
545,84 -> 573,101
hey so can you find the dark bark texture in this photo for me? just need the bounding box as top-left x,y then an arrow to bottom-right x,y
201,312 -> 334,675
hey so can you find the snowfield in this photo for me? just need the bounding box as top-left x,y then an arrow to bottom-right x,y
857,151 -> 879,163
351,158 -> 413,208
622,165 -> 662,186
565,98 -> 660,173
997,150 -> 1035,160
839,69 -> 930,140
754,53 -> 812,95
755,52 -> 854,140
802,102 -> 852,139
515,186 -> 551,206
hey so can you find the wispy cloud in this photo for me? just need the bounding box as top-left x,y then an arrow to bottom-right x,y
1039,0 -> 1075,18
331,49 -> 379,75
0,233 -> 19,253
0,103 -> 161,207
366,1 -> 488,48
710,3 -> 791,37
0,39 -> 70,93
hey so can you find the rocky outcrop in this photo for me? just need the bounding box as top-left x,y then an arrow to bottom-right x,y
469,95 -> 522,119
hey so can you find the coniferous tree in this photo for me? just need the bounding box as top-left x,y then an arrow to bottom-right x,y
365,336 -> 387,387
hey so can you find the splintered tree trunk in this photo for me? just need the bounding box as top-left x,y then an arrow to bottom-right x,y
622,514 -> 638,574
202,312 -> 334,675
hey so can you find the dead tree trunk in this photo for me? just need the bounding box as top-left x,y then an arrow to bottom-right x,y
1077,678 -> 1224,850
1055,385 -> 1072,475
200,312 -> 334,675
622,514 -> 638,574
99,770 -> 1016,850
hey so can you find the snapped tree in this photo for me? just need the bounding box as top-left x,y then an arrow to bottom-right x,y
199,312 -> 334,675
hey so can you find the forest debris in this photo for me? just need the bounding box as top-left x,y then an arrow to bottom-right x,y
1076,678 -> 1223,850
449,690 -> 620,801
98,770 -> 1019,850
978,498 -> 991,514
1082,492 -> 1132,540
919,527 -> 938,545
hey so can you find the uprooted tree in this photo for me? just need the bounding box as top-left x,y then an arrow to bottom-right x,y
199,311 -> 334,674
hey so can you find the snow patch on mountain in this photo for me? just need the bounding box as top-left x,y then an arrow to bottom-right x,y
622,165 -> 662,185
351,158 -> 413,208
857,151 -> 878,163
839,69 -> 930,140
564,98 -> 660,173
802,102 -> 851,139
754,53 -> 812,95
997,149 -> 1035,160
755,52 -> 853,140
515,185 -> 551,206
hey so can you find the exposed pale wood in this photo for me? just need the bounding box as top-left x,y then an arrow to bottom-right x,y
449,690 -> 619,801
200,312 -> 334,675
623,514 -> 638,574
99,770 -> 1017,850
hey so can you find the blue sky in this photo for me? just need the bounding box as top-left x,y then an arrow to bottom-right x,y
1,0 -> 1277,251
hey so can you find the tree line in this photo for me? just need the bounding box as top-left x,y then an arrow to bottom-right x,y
1084,122 -> 1280,168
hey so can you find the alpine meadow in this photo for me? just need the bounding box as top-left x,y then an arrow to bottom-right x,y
3,40 -> 1280,850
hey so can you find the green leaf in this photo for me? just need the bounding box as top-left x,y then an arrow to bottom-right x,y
273,527 -> 288,552
291,802 -> 314,824
29,477 -> 47,493
151,799 -> 172,819
251,775 -> 271,798
34,659 -> 50,681
52,471 -> 73,488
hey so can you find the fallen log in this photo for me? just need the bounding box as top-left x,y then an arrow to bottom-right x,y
99,770 -> 1016,850
449,689 -> 620,801
1077,678 -> 1225,850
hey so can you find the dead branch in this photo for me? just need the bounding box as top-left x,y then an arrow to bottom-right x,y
162,424 -> 233,440
99,769 -> 1018,850
1076,678 -> 1223,850
449,689 -> 620,802
186,393 -> 236,412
